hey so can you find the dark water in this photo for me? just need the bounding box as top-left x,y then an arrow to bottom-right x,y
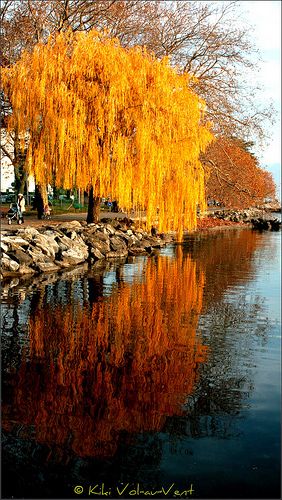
1,228 -> 281,499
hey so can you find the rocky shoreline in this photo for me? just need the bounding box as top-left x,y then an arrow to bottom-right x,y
207,207 -> 281,230
1,209 -> 281,279
1,218 -> 174,278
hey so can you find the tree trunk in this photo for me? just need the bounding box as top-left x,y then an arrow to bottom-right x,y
13,128 -> 28,194
87,186 -> 100,223
34,184 -> 48,219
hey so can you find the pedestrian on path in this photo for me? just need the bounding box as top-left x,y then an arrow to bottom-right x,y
17,193 -> 25,223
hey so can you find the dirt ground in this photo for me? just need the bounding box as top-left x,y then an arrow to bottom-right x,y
0,210 -> 143,231
1,208 -> 244,233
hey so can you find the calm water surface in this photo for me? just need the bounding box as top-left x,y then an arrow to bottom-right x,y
1,228 -> 281,499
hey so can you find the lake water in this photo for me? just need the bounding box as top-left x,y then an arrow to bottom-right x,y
1,227 -> 281,499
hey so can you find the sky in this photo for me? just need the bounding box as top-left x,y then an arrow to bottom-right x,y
239,0 -> 281,197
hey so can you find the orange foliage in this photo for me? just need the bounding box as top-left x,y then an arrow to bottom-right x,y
2,251 -> 207,458
2,29 -> 213,237
204,137 -> 276,208
186,228 -> 266,308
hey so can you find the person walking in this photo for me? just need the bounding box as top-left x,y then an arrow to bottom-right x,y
17,193 -> 26,223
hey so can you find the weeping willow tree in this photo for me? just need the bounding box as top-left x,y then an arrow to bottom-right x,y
2,29 -> 213,237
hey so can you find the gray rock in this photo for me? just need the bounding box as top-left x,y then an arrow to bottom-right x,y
27,247 -> 54,264
135,232 -> 143,241
110,236 -> 127,252
117,223 -> 130,232
54,260 -> 72,268
61,247 -> 87,265
1,241 -> 9,252
34,261 -> 61,273
2,253 -> 20,272
90,239 -> 110,255
69,231 -> 78,240
114,230 -> 131,241
57,220 -> 82,230
106,250 -> 128,259
128,246 -> 147,256
2,236 -> 30,247
104,224 -> 116,235
85,233 -> 110,255
1,219 -> 172,276
95,232 -> 110,242
18,264 -> 36,275
7,246 -> 34,266
32,233 -> 59,259
17,227 -> 40,240
90,247 -> 105,260
56,235 -> 73,251
128,235 -> 139,247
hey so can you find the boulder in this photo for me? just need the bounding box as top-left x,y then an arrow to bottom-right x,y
33,261 -> 61,273
1,236 -> 30,247
1,241 -> 9,253
106,249 -> 128,259
269,219 -> 281,231
127,235 -> 140,247
61,247 -> 88,265
90,247 -> 105,260
1,219 -> 172,276
57,220 -> 82,231
128,246 -> 147,256
56,234 -> 74,252
7,245 -> 34,266
95,232 -> 110,243
2,253 -> 20,272
104,224 -> 116,235
114,230 -> 131,241
251,218 -> 270,230
109,236 -> 127,252
18,264 -> 36,275
17,227 -> 40,240
27,246 -> 55,264
32,233 -> 59,259
84,233 -> 110,255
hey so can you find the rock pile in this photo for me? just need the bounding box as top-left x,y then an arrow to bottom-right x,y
1,219 -> 174,277
209,208 -> 281,230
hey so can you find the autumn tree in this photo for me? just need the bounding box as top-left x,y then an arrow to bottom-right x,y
2,29 -> 212,235
1,1 -> 276,210
202,137 -> 276,208
0,0 -> 274,142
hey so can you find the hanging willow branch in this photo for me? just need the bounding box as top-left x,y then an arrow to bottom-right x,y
2,29 -> 213,237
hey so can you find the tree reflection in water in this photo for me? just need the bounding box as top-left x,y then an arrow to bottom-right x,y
1,228 -> 277,499
2,248 -> 207,459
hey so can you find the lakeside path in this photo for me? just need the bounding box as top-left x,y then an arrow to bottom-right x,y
0,210 -> 133,231
1,210 -> 245,232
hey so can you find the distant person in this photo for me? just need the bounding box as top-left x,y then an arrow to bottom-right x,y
151,226 -> 157,236
17,193 -> 25,223
112,200 -> 119,212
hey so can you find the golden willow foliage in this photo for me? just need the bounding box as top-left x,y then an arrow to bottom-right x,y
2,251 -> 207,458
2,29 -> 213,236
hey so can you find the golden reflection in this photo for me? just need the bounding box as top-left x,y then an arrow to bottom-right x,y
2,250 -> 207,458
186,230 -> 265,308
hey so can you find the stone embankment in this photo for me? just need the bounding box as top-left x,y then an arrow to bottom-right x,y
208,208 -> 281,231
1,218 -> 173,278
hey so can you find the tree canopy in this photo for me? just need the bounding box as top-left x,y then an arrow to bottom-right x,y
202,137 -> 277,208
0,0 -> 274,142
2,29 -> 213,235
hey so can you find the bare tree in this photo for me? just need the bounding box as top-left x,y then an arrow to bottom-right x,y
0,1 -> 274,146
